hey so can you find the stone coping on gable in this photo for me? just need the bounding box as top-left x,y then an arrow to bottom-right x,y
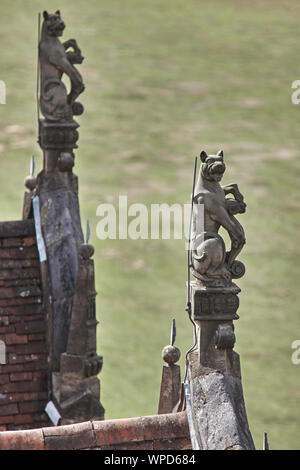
0,411 -> 191,450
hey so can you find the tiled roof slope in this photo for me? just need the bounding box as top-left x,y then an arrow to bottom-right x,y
0,411 -> 191,450
0,220 -> 51,430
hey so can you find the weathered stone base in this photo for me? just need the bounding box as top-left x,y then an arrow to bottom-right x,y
187,351 -> 255,450
52,372 -> 104,425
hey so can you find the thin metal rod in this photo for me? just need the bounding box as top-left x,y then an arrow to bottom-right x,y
30,154 -> 35,177
36,12 -> 41,123
183,156 -> 199,383
86,219 -> 91,244
170,318 -> 176,346
184,382 -> 200,450
187,156 -> 198,308
263,432 -> 269,450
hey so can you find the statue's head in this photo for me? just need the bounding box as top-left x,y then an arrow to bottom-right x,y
43,10 -> 65,37
200,150 -> 226,182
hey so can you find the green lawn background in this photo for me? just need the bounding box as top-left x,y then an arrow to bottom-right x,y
0,0 -> 300,450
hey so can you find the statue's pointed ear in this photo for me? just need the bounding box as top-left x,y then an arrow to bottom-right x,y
55,10 -> 61,16
43,11 -> 49,20
200,151 -> 208,163
217,149 -> 224,157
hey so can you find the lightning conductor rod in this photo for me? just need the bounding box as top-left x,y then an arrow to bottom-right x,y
36,12 -> 41,124
184,156 -> 198,383
186,156 -> 198,317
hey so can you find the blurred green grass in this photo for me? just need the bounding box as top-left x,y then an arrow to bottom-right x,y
0,0 -> 300,450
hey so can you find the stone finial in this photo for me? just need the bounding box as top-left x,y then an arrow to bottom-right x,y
24,155 -> 37,191
162,319 -> 181,365
191,150 -> 246,288
79,243 -> 94,260
23,155 -> 37,220
185,152 -> 255,450
162,344 -> 181,365
79,220 -> 94,259
24,175 -> 37,191
38,10 -> 85,172
39,10 -> 85,123
158,320 -> 182,414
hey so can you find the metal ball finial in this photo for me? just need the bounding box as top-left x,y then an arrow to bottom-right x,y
79,220 -> 94,259
24,175 -> 37,191
162,319 -> 181,365
79,243 -> 94,260
24,154 -> 37,191
162,344 -> 181,365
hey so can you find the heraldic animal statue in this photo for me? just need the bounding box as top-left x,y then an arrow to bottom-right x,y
39,10 -> 85,122
191,150 -> 247,287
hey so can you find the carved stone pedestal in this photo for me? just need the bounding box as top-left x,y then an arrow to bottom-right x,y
187,281 -> 255,450
38,119 -> 79,172
191,282 -> 241,378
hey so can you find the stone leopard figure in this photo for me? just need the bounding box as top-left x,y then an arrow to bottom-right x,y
39,10 -> 85,122
191,150 -> 246,286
